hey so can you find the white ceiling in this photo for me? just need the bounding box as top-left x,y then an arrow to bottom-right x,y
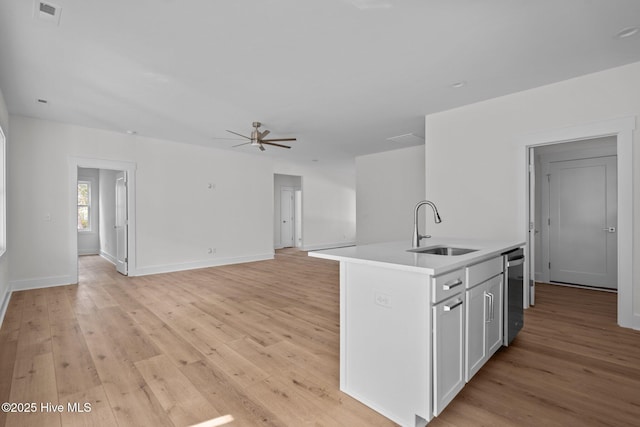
1,0 -> 639,164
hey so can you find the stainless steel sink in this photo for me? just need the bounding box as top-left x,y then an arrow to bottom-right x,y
407,246 -> 478,256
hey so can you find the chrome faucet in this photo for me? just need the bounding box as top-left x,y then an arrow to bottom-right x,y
412,200 -> 442,248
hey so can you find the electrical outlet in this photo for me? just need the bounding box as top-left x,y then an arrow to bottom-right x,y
374,292 -> 392,308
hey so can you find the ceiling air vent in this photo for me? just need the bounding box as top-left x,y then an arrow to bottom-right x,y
386,133 -> 424,145
40,2 -> 55,15
34,1 -> 62,25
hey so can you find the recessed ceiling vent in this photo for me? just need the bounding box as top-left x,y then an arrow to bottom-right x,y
386,133 -> 424,145
34,1 -> 62,25
344,0 -> 393,9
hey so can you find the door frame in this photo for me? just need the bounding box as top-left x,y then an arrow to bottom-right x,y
280,186 -> 295,248
115,170 -> 129,275
522,116 -> 635,329
68,156 -> 137,282
273,174 -> 303,249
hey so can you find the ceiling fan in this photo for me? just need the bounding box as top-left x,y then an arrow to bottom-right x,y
228,122 -> 296,151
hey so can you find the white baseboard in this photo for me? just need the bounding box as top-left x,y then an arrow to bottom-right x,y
134,252 -> 275,277
0,288 -> 10,330
5,252 -> 274,291
78,249 -> 100,256
632,313 -> 640,331
9,275 -> 77,292
100,251 -> 116,265
303,241 -> 355,251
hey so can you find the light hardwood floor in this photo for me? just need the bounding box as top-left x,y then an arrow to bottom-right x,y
0,250 -> 639,426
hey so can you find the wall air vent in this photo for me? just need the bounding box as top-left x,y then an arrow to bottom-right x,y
34,1 -> 62,25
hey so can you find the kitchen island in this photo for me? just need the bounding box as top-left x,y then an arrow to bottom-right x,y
309,237 -> 524,427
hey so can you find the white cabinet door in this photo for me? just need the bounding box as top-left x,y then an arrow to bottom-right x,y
465,283 -> 488,381
433,294 -> 465,416
486,275 -> 504,356
466,274 -> 503,381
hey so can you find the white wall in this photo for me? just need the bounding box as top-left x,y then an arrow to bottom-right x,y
274,160 -> 356,250
424,61 -> 640,325
6,115 -> 357,288
0,87 -> 9,324
7,116 -> 275,286
77,167 -> 100,255
356,145 -> 425,245
99,169 -> 118,263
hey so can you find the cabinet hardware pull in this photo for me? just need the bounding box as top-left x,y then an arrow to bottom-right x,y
489,292 -> 494,321
444,300 -> 463,311
484,293 -> 491,322
443,279 -> 463,290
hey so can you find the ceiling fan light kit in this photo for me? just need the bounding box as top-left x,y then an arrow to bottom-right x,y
228,122 -> 296,151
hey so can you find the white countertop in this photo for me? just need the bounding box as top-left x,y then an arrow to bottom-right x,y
308,237 -> 525,276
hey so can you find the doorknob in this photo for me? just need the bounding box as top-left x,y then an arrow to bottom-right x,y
283,220 -> 287,223
603,227 -> 616,233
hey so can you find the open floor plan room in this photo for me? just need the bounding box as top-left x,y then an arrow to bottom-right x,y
0,250 -> 638,427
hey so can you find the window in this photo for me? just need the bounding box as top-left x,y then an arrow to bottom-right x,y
77,181 -> 91,231
0,125 -> 5,256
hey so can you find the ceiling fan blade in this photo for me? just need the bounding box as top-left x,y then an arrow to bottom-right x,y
259,130 -> 270,139
262,138 -> 296,142
232,141 -> 252,147
226,130 -> 251,140
261,141 -> 291,149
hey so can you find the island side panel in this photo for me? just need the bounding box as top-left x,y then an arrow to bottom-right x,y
341,261 -> 432,426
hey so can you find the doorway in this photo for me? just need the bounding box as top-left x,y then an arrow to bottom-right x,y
523,116 -> 635,329
534,137 -> 617,290
274,174 -> 302,249
69,157 -> 137,283
77,168 -> 129,277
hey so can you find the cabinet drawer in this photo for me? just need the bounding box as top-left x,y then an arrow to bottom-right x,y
466,256 -> 502,289
432,268 -> 465,303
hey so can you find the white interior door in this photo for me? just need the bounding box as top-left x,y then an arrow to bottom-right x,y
280,188 -> 294,247
549,156 -> 617,288
115,171 -> 128,275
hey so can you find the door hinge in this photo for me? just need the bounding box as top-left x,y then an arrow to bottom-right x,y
548,218 -> 551,226
125,257 -> 128,263
548,262 -> 551,269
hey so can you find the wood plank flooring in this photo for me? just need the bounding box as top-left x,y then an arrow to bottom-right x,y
1,250 -> 639,426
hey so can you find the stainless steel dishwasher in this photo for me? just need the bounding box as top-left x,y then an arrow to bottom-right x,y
503,248 -> 525,346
